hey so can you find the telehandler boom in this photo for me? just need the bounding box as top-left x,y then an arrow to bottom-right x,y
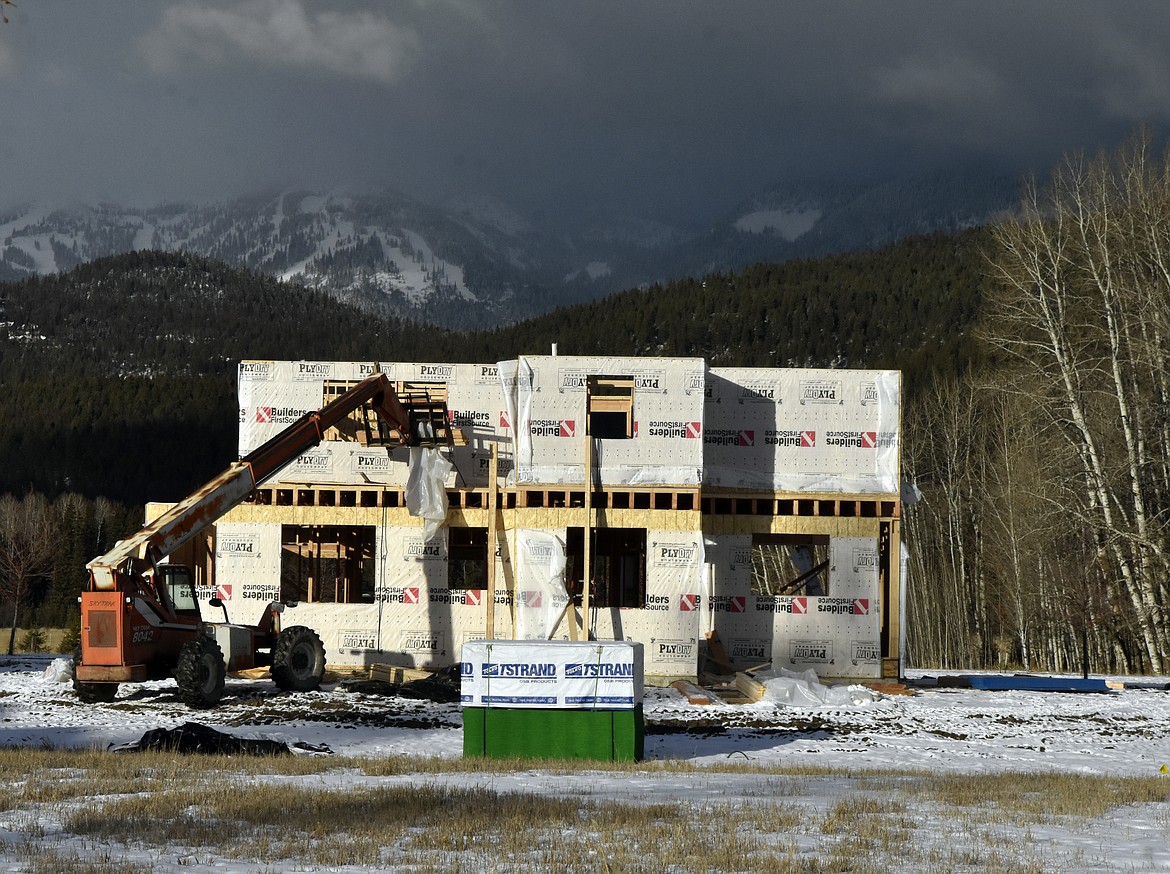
74,372 -> 449,707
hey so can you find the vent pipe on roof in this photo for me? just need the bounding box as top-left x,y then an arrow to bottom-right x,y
551,343 -> 558,356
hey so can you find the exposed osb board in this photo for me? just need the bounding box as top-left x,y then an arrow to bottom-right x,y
222,505 -> 401,526
702,514 -> 883,538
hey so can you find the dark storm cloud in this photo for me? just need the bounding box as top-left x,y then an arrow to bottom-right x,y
3,1 -> 1170,223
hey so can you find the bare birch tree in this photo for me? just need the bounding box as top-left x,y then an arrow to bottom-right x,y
0,494 -> 55,655
986,129 -> 1170,671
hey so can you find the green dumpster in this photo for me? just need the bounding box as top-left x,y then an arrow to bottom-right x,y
460,640 -> 645,762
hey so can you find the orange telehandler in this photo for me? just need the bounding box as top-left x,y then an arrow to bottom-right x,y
74,371 -> 450,707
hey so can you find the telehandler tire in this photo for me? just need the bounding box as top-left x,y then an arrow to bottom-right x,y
176,635 -> 226,708
272,626 -> 326,692
71,648 -> 118,703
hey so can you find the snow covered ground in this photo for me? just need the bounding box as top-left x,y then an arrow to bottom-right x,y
2,655 -> 1170,871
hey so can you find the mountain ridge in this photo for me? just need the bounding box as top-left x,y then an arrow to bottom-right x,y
0,171 -> 1017,329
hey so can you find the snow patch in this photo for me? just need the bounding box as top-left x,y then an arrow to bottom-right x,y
735,208 -> 821,241
296,194 -> 329,215
564,261 -> 612,282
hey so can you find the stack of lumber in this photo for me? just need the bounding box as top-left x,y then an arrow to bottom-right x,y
369,663 -> 430,685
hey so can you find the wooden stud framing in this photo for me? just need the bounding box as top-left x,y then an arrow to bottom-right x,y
582,435 -> 593,641
486,444 -> 499,640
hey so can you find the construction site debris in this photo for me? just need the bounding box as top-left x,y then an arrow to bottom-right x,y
670,679 -> 722,705
734,671 -> 768,702
110,722 -> 333,756
369,664 -> 431,685
340,664 -> 462,703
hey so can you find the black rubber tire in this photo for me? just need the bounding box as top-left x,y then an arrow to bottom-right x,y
175,635 -> 226,708
271,626 -> 326,692
71,648 -> 118,704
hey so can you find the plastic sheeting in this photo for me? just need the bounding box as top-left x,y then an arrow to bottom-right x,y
406,447 -> 454,541
757,667 -> 876,707
513,530 -> 570,640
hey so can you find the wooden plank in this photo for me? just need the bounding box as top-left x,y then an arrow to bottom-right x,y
369,664 -> 430,685
712,686 -> 752,704
230,667 -> 271,679
734,671 -> 767,702
486,444 -> 498,639
859,680 -> 913,697
582,434 -> 592,641
670,679 -> 718,705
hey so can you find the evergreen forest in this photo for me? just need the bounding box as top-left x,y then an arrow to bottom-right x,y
5,133 -> 1170,674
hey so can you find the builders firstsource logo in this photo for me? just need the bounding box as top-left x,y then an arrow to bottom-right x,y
825,431 -> 898,449
766,430 -> 816,447
529,419 -> 576,437
709,595 -> 746,613
255,406 -> 311,426
376,586 -> 420,604
448,409 -> 491,428
756,596 -> 808,614
817,598 -> 870,616
646,420 -> 702,439
703,429 -> 755,447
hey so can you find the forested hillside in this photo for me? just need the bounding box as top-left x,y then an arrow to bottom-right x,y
0,251 -> 454,502
0,235 -> 987,504
468,228 -> 988,392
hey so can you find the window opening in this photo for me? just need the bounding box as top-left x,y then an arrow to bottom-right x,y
280,525 -> 376,603
449,527 -> 488,589
566,527 -> 646,608
750,534 -> 829,596
587,375 -> 634,440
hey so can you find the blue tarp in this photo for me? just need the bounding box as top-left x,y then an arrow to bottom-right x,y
965,675 -> 1114,693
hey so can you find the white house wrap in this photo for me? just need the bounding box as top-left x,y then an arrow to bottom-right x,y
165,356 -> 904,684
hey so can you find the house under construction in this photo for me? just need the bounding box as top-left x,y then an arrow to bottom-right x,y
159,356 -> 904,683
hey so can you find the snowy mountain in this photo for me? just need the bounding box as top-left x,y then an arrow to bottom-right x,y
0,172 -> 1020,328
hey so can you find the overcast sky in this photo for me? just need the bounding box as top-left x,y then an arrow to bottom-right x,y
2,1 -> 1169,226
